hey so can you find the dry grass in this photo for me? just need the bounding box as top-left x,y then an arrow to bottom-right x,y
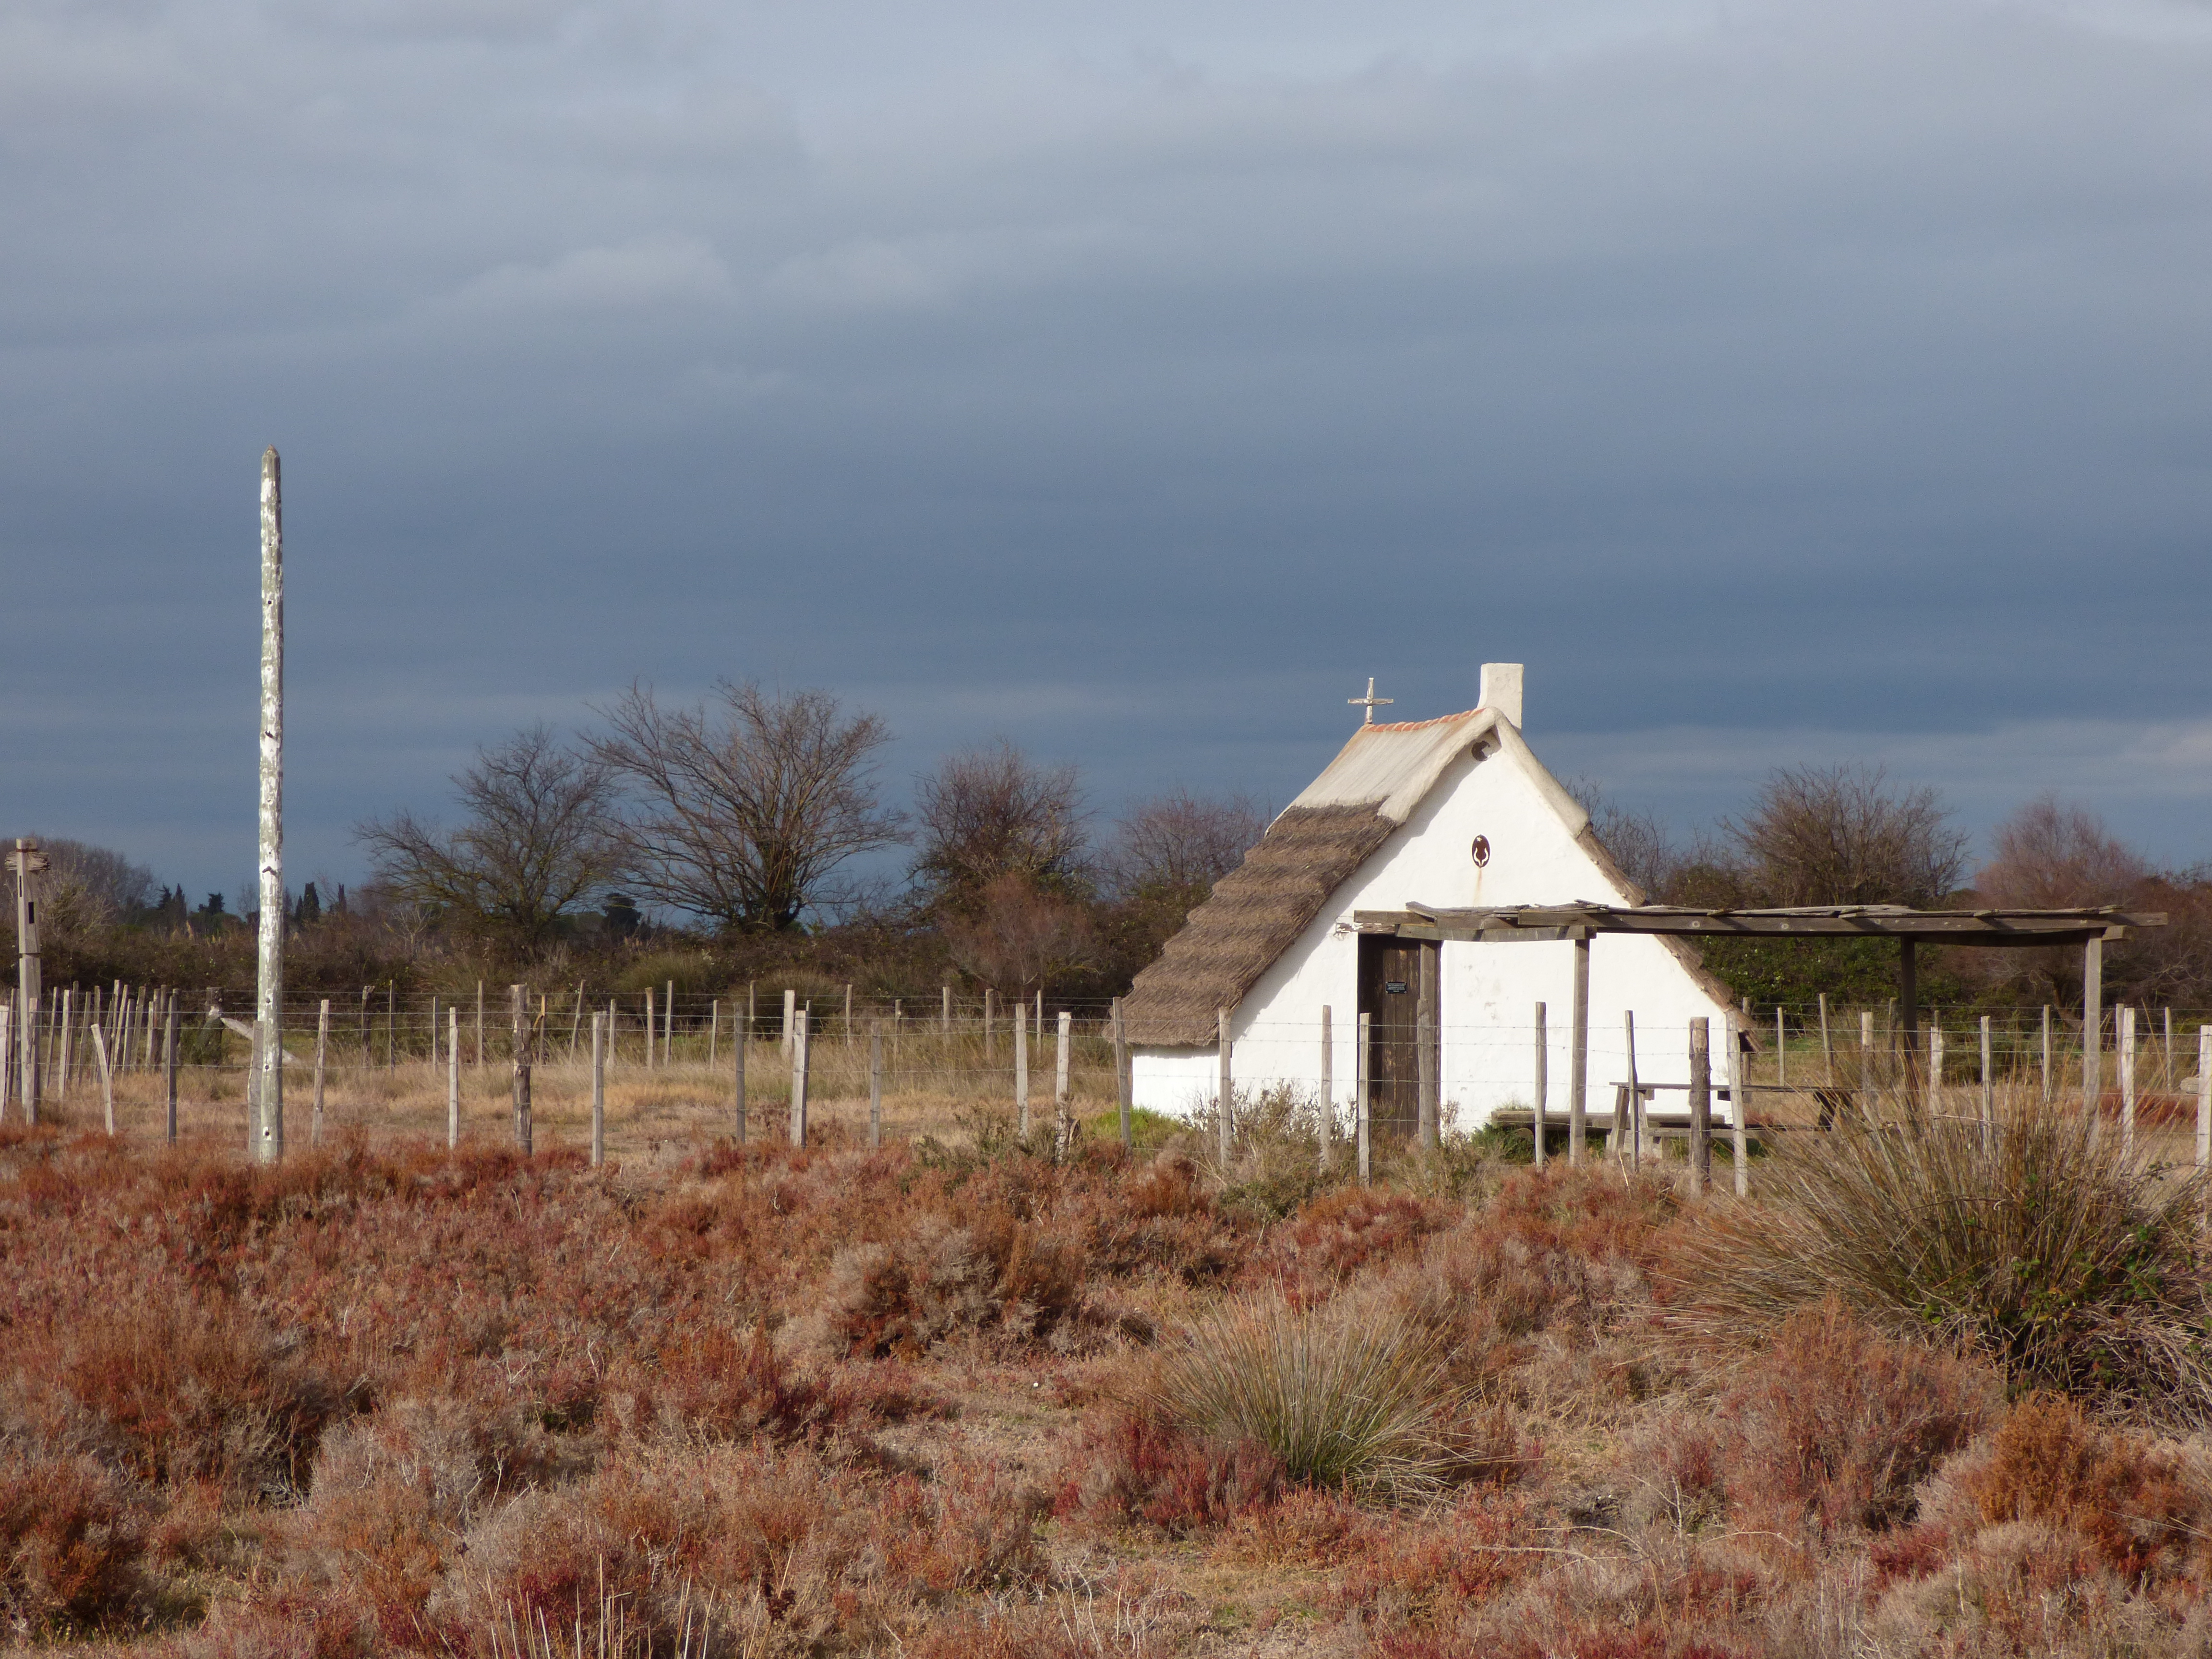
0,1088 -> 2207,1656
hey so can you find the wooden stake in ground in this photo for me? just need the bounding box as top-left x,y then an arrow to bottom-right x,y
590,1012 -> 606,1168
1014,1003 -> 1029,1134
475,981 -> 484,1067
1114,997 -> 1132,1152
664,979 -> 675,1066
567,982 -> 584,1064
733,1010 -> 747,1144
8,839 -> 39,1123
256,446 -> 286,1162
709,999 -> 719,1066
385,982 -> 396,1070
1980,1014 -> 1994,1148
2164,1006 -> 2175,1090
510,984 -> 532,1154
163,1004 -> 178,1145
844,984 -> 853,1049
790,1010 -> 809,1147
1928,1025 -> 1946,1118
1623,1010 -> 1641,1164
645,988 -> 655,1070
1217,1007 -> 1234,1166
1727,1019 -> 1749,1197
1532,1001 -> 1547,1168
869,1021 -> 883,1150
1687,1017 -> 1710,1197
313,999 -> 329,1146
1819,993 -> 1832,1083
984,988 -> 996,1060
941,985 -> 951,1037
91,1024 -> 113,1134
2119,1005 -> 2137,1161
782,989 -> 796,1057
2042,1004 -> 2054,1102
58,988 -> 73,1099
429,996 -> 439,1070
2083,937 -> 2103,1114
447,1007 -> 459,1150
0,1005 -> 12,1118
2197,1025 -> 2211,1194
1357,1011 -> 1372,1187
1055,1009 -> 1073,1157
1568,932 -> 1590,1166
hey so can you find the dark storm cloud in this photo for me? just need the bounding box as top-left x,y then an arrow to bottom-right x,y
4,0 -> 2212,896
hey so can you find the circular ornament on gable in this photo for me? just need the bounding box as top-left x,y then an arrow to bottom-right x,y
1471,835 -> 1491,867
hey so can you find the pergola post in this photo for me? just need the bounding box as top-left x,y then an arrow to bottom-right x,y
2082,935 -> 2103,1114
1567,931 -> 1590,1166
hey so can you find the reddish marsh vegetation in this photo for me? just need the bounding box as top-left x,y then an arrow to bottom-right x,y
1,1116 -> 2210,1656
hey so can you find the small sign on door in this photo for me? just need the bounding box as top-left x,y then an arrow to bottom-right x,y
1384,980 -> 1407,994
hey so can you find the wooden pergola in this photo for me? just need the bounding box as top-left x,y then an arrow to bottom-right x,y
1352,901 -> 2166,1188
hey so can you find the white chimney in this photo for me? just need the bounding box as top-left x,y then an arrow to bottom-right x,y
1480,662 -> 1524,728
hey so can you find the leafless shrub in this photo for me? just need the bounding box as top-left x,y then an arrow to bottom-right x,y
354,724 -> 619,951
940,874 -> 1096,998
590,680 -> 903,934
911,740 -> 1088,915
1104,791 -> 1267,901
1728,762 -> 1969,907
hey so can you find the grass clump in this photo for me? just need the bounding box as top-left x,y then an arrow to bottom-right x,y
1672,1088 -> 2212,1423
1149,1292 -> 1487,1501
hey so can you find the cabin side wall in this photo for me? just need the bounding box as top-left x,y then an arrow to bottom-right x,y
1129,738 -> 1737,1125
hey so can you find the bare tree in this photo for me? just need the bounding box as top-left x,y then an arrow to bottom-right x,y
940,873 -> 1096,998
1729,763 -> 1968,908
354,724 -> 618,950
1563,778 -> 1684,901
911,740 -> 1087,915
1106,789 -> 1268,900
1975,795 -> 2149,909
2,838 -> 156,940
590,681 -> 902,934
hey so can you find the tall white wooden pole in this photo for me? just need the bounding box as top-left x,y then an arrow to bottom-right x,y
10,839 -> 43,1124
256,447 -> 285,1163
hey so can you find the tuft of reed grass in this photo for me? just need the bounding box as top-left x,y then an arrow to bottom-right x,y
1148,1292 -> 1480,1501
1671,1085 -> 2212,1424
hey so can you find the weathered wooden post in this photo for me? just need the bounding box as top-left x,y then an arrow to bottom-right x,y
1623,1011 -> 1641,1165
568,982 -> 585,1063
254,450 -> 286,1159
1014,1001 -> 1029,1134
1775,1006 -> 1786,1090
2197,1025 -> 2211,1197
984,987 -> 997,1060
92,1025 -> 114,1134
1568,932 -> 1591,1165
869,1020 -> 883,1150
2042,1005 -> 2054,1102
644,988 -> 655,1070
1416,944 -> 1438,1152
708,998 -> 719,1067
1928,1025 -> 1945,1118
163,1003 -> 178,1144
474,981 -> 484,1067
59,988 -> 75,1097
1357,1011 -> 1372,1187
1217,1007 -> 1234,1166
1319,1003 -> 1334,1168
2082,938 -> 2103,1116
1726,1015 -> 1749,1197
446,1007 -> 459,1150
941,985 -> 951,1037
782,989 -> 796,1057
844,984 -> 854,1050
664,980 -> 675,1066
1055,1009 -> 1074,1157
1688,1017 -> 1711,1197
313,999 -> 329,1146
733,1006 -> 747,1144
510,984 -> 532,1154
384,982 -> 395,1070
1980,1013 -> 1994,1148
790,1010 -> 809,1146
10,839 -> 43,1123
1532,1001 -> 1548,1168
1114,997 -> 1132,1152
590,1012 -> 606,1168
2119,1005 -> 2138,1161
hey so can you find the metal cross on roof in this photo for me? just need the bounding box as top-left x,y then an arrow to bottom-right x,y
1348,676 -> 1394,724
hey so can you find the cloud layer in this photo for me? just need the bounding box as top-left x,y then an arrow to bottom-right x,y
4,0 -> 2211,894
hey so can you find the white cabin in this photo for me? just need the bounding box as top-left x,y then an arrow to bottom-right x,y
1122,664 -> 1737,1133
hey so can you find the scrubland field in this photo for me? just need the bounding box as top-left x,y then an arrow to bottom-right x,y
5,1068 -> 2212,1659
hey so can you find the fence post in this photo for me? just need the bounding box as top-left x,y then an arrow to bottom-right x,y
733,1003 -> 747,1144
1775,1006 -> 1785,1090
845,984 -> 854,1049
314,999 -> 330,1146
510,985 -> 531,1154
1416,944 -> 1438,1152
1623,1011 -> 1641,1165
1818,993 -> 1832,1083
591,1012 -> 606,1168
2120,1005 -> 2137,1161
869,1021 -> 883,1150
1980,1013 -> 1994,1148
790,1011 -> 809,1147
1114,998 -> 1133,1152
942,985 -> 951,1037
1532,1001 -> 1548,1168
645,988 -> 655,1071
1055,1010 -> 1074,1157
1568,933 -> 1590,1166
2082,938 -> 2103,1115
1217,1008 -> 1234,1166
782,990 -> 796,1058
709,999 -> 719,1067
2196,1025 -> 2210,1201
447,1006 -> 459,1150
92,1025 -> 113,1134
475,981 -> 484,1067
164,1004 -> 178,1144
1688,1017 -> 1710,1197
985,988 -> 997,1060
1728,1017 -> 1749,1197
2042,1004 -> 2054,1102
1014,1003 -> 1029,1135
385,982 -> 396,1070
1928,1024 -> 1945,1117
664,980 -> 675,1067
1357,1011 -> 1372,1187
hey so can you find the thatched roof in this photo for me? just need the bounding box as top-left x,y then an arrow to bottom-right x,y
1121,804 -> 1400,1046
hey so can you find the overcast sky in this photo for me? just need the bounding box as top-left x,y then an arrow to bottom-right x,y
4,0 -> 2211,904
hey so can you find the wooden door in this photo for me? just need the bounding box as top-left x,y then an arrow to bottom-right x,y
1358,935 -> 1431,1139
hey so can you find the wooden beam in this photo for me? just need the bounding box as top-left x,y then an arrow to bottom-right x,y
1358,904 -> 2161,944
